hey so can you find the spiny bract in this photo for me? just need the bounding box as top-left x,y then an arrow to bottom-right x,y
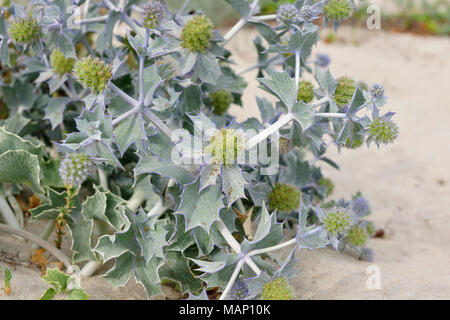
141,1 -> 164,29
210,90 -> 233,115
268,183 -> 301,213
346,226 -> 369,246
50,50 -> 75,75
297,80 -> 315,103
73,56 -> 112,93
324,0 -> 353,21
276,4 -> 301,25
368,118 -> 399,145
205,128 -> 244,165
333,76 -> 356,109
260,277 -> 295,300
9,17 -> 40,44
59,153 -> 93,188
181,15 -> 213,53
323,207 -> 353,235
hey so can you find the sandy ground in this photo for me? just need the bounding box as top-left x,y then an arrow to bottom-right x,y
1,22 -> 450,299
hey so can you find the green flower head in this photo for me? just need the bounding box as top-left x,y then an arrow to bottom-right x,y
268,183 -> 301,213
297,80 -> 315,103
210,90 -> 233,115
318,177 -> 335,196
59,153 -> 93,188
181,15 -> 213,53
73,56 -> 112,93
323,207 -> 353,235
205,128 -> 244,165
367,117 -> 398,145
50,50 -> 76,75
324,0 -> 353,21
9,17 -> 41,44
346,226 -> 369,246
333,76 -> 356,109
261,277 -> 295,300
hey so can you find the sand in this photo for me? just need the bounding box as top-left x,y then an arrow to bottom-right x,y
1,22 -> 450,300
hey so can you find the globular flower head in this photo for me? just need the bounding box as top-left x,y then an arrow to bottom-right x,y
276,4 -> 301,25
346,226 -> 369,246
73,56 -> 112,93
370,83 -> 385,98
297,80 -> 315,103
299,5 -> 318,22
324,0 -> 353,21
319,177 -> 335,196
50,49 -> 75,75
268,183 -> 301,213
141,1 -> 164,29
59,153 -> 93,188
367,117 -> 399,145
260,277 -> 295,300
323,207 -> 353,235
9,17 -> 41,44
205,128 -> 244,165
229,278 -> 249,300
333,76 -> 356,110
350,196 -> 371,217
181,15 -> 213,53
315,53 -> 330,68
210,90 -> 233,115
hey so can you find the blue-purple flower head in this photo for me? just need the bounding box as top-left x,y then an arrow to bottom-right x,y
59,153 -> 93,188
229,278 -> 249,300
315,53 -> 331,68
370,83 -> 385,98
350,197 -> 371,217
276,4 -> 301,25
300,5 -> 319,22
141,1 -> 165,29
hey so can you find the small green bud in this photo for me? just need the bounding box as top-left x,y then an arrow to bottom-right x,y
323,207 -> 352,235
50,50 -> 75,75
73,56 -> 112,93
141,1 -> 164,29
260,277 -> 295,300
297,80 -> 314,103
324,0 -> 353,21
367,118 -> 398,145
9,17 -> 41,44
210,90 -> 233,115
346,226 -> 369,246
268,183 -> 301,213
333,76 -> 356,110
181,15 -> 213,53
318,177 -> 335,196
205,128 -> 244,165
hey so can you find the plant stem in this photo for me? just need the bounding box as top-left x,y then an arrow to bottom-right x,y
295,50 -> 300,91
315,113 -> 347,119
223,0 -> 261,45
98,168 -> 109,191
312,96 -> 330,107
143,108 -> 173,138
75,16 -> 108,25
248,14 -> 277,22
108,82 -> 140,108
0,223 -> 74,273
32,220 -> 56,250
7,195 -> 24,228
219,259 -> 244,300
0,196 -> 20,229
247,113 -> 294,149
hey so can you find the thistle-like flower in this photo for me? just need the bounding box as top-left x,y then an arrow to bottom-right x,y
370,83 -> 385,98
346,226 -> 369,246
268,183 -> 301,213
260,277 -> 295,300
141,1 -> 164,29
59,153 -> 93,188
229,278 -> 249,300
50,50 -> 75,76
73,56 -> 112,93
319,177 -> 335,196
324,0 -> 353,21
297,80 -> 315,103
322,207 -> 353,235
181,15 -> 213,53
9,17 -> 40,44
367,117 -> 399,145
350,196 -> 370,217
299,5 -> 318,22
333,76 -> 356,110
315,53 -> 331,68
205,128 -> 244,165
210,90 -> 233,115
276,4 -> 301,25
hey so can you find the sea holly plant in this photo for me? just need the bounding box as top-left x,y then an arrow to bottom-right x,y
0,0 -> 398,300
